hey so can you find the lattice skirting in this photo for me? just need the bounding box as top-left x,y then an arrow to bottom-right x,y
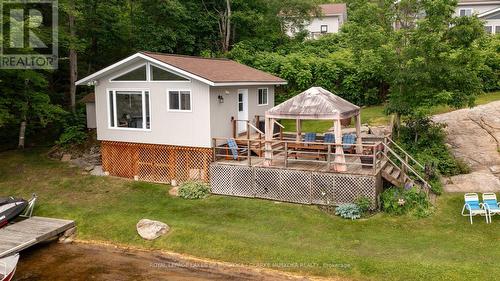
101,141 -> 212,183
210,164 -> 381,207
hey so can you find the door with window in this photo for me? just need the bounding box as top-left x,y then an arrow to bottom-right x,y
237,89 -> 248,135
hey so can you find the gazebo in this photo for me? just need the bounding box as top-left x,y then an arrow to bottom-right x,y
263,87 -> 363,171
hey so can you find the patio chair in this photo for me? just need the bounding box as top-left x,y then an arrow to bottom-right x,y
342,134 -> 356,153
482,193 -> 500,223
323,133 -> 335,143
461,193 -> 488,224
226,138 -> 248,161
303,132 -> 317,143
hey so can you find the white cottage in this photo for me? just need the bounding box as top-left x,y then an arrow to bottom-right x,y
76,52 -> 286,182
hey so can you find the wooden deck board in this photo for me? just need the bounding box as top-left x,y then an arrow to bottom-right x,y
0,216 -> 75,258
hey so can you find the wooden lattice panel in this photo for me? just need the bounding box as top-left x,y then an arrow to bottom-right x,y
101,141 -> 212,183
231,166 -> 255,197
311,173 -> 336,205
255,168 -> 281,200
278,169 -> 311,204
210,163 -> 380,207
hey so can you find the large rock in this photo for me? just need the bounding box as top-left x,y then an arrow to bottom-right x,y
433,101 -> 500,192
136,219 -> 169,240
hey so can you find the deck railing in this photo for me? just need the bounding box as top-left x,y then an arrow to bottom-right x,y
212,137 -> 385,175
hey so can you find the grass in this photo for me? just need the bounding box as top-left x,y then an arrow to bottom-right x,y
2,149 -> 500,280
281,91 -> 500,133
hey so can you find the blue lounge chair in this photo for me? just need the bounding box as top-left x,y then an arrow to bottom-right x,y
323,133 -> 335,143
303,132 -> 317,143
227,138 -> 248,160
342,134 -> 356,153
461,193 -> 488,224
482,193 -> 500,223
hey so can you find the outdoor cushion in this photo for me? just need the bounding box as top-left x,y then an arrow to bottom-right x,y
304,132 -> 317,143
323,133 -> 335,143
342,134 -> 356,149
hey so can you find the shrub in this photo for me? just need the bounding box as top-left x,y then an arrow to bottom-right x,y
380,187 -> 431,217
335,203 -> 362,220
178,181 -> 211,199
355,196 -> 372,213
56,109 -> 87,147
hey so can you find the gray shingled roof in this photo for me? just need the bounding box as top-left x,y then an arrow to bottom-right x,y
266,87 -> 360,120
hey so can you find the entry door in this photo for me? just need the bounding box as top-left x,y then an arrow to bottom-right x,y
237,89 -> 248,135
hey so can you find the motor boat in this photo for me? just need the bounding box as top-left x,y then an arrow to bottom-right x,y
0,194 -> 36,228
0,254 -> 19,281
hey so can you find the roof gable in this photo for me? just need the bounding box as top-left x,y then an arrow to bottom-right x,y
266,87 -> 360,120
76,52 -> 286,86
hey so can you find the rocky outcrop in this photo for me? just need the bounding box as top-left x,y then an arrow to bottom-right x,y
136,219 -> 170,240
433,101 -> 500,192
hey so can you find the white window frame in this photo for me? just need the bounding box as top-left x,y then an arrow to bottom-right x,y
320,25 -> 328,33
485,25 -> 493,34
109,63 -> 191,83
167,89 -> 192,112
106,88 -> 152,131
459,8 -> 472,17
257,88 -> 268,106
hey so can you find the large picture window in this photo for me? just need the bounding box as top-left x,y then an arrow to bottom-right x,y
258,88 -> 268,105
108,90 -> 150,130
168,90 -> 191,111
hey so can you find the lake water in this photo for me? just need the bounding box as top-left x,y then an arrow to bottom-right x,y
13,242 -> 296,281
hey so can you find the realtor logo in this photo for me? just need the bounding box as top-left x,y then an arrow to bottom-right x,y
0,0 -> 58,69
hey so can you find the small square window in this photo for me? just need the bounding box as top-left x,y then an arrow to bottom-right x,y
258,88 -> 268,105
168,90 -> 191,111
485,26 -> 493,34
459,9 -> 472,17
495,26 -> 500,34
320,25 -> 328,33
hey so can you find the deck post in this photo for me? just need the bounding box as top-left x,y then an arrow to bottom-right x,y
264,116 -> 273,166
231,117 -> 236,138
296,118 -> 302,142
372,143 -> 377,174
355,113 -> 363,154
327,144 -> 331,169
212,138 -> 217,162
255,115 -> 261,139
246,121 -> 251,139
284,141 -> 288,168
247,139 -> 252,166
334,119 -> 347,172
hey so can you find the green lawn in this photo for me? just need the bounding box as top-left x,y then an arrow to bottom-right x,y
281,91 -> 500,133
1,149 -> 500,281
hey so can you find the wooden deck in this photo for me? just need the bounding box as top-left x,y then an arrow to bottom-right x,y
0,216 -> 75,258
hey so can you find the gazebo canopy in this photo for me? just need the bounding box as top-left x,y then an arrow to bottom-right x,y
266,87 -> 360,120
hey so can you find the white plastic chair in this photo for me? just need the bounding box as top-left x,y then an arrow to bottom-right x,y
482,193 -> 500,223
461,193 -> 488,224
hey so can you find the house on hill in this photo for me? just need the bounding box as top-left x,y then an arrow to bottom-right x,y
76,52 -> 286,183
456,0 -> 500,34
286,3 -> 348,39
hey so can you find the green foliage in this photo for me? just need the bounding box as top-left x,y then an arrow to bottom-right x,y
56,108 -> 88,147
397,116 -> 470,179
355,196 -> 372,213
335,203 -> 362,220
178,181 -> 211,200
380,187 -> 432,218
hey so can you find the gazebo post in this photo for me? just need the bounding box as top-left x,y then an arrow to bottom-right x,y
334,119 -> 347,172
355,113 -> 363,154
295,118 -> 301,142
264,116 -> 273,166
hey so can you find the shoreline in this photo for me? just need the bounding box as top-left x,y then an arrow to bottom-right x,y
71,239 -> 342,281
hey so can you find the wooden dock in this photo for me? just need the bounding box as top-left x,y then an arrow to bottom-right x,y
0,216 -> 75,258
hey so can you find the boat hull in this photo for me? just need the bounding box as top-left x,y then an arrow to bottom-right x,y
0,254 -> 19,281
0,198 -> 27,227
